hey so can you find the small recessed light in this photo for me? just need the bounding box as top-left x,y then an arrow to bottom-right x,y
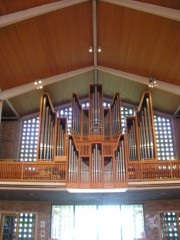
89,46 -> 93,52
148,77 -> 157,88
34,80 -> 43,89
98,46 -> 102,52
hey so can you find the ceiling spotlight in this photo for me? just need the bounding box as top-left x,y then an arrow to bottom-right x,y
89,46 -> 93,53
34,80 -> 43,90
148,77 -> 157,88
97,46 -> 102,52
37,85 -> 43,90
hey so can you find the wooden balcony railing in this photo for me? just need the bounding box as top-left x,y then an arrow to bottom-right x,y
128,161 -> 180,181
0,160 -> 180,184
0,161 -> 66,182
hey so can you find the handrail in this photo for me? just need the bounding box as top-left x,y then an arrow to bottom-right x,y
0,161 -> 67,182
0,160 -> 180,183
128,160 -> 180,181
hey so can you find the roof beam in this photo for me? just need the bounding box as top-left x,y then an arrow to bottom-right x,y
97,66 -> 180,96
0,101 -> 3,124
101,0 -> 180,21
0,0 -> 88,28
92,0 -> 98,83
0,66 -> 94,100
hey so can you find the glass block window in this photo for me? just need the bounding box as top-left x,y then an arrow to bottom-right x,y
51,204 -> 145,240
160,212 -> 179,240
17,213 -> 35,240
154,115 -> 175,160
121,105 -> 135,133
20,116 -> 39,161
57,106 -> 72,134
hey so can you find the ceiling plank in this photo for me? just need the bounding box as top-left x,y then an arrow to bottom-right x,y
0,0 -> 89,28
97,66 -> 180,96
101,0 -> 180,21
0,66 -> 94,101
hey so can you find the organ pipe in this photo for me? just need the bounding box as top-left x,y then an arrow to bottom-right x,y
137,92 -> 157,160
38,93 -> 55,160
56,118 -> 66,156
111,93 -> 121,135
72,94 -> 81,135
114,136 -> 126,182
90,84 -> 103,135
127,117 -> 138,161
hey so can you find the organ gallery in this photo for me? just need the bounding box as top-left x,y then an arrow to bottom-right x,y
37,84 -> 157,191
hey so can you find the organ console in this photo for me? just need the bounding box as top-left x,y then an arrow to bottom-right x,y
37,85 -> 157,190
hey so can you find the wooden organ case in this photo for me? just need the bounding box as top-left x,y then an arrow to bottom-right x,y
37,86 -> 157,191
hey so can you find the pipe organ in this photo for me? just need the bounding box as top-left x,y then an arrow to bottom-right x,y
90,84 -> 103,135
126,92 -> 157,161
37,85 -> 157,190
37,93 -> 67,162
38,93 -> 55,160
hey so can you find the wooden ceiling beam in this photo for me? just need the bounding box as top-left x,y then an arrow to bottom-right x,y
0,0 -> 89,28
101,0 -> 180,21
92,0 -> 98,83
0,101 -> 2,123
97,66 -> 180,96
0,66 -> 94,100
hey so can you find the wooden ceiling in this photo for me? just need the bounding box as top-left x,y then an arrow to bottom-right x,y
0,0 -> 180,118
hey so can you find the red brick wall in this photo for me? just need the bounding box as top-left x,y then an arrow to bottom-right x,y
0,120 -> 20,159
0,201 -> 51,240
1,199 -> 180,240
144,199 -> 180,240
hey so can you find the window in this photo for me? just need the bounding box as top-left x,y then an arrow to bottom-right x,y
51,204 -> 145,240
121,105 -> 135,133
154,115 -> 175,160
160,212 -> 179,240
20,116 -> 39,162
0,212 -> 36,240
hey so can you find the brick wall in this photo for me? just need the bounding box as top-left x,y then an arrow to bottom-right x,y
0,200 -> 51,240
144,199 -> 180,240
0,120 -> 20,159
1,199 -> 180,240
